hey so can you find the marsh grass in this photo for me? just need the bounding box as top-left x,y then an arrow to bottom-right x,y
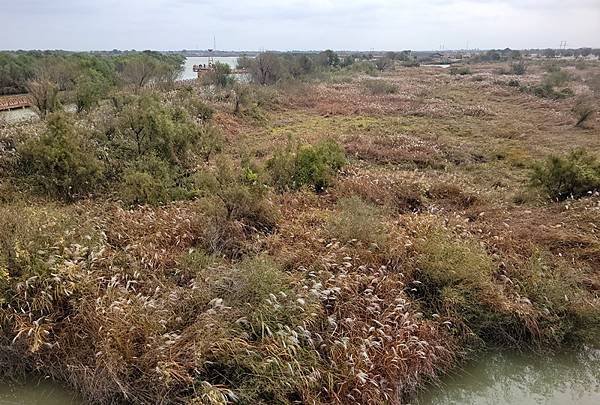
326,195 -> 388,247
530,149 -> 600,200
362,79 -> 399,95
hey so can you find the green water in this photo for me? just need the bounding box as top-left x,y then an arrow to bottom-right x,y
2,349 -> 598,404
0,378 -> 81,405
417,348 -> 600,405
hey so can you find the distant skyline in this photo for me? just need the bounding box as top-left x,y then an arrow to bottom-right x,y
2,0 -> 599,51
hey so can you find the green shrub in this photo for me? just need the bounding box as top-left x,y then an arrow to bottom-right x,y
119,154 -> 188,205
525,82 -> 572,100
116,93 -> 203,166
179,93 -> 214,122
530,149 -> 600,200
19,113 -> 104,200
267,139 -> 346,192
349,61 -> 378,75
515,252 -> 599,344
374,57 -> 393,72
363,79 -> 398,95
511,62 -> 527,75
544,69 -> 570,87
203,62 -> 234,88
195,159 -> 278,257
449,66 -> 471,76
74,69 -> 111,113
401,60 -> 420,68
415,229 -> 494,292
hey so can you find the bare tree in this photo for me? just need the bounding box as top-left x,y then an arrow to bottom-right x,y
375,57 -> 393,72
26,78 -> 59,119
250,53 -> 282,85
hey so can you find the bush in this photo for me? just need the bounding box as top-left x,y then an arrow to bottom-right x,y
449,66 -> 471,76
511,62 -> 527,75
363,79 -> 398,95
401,60 -> 420,68
525,82 -> 572,100
544,69 -> 570,87
573,96 -> 595,128
74,69 -> 111,112
26,78 -> 60,118
267,139 -> 346,192
203,62 -> 234,88
374,57 -> 393,72
177,91 -> 214,122
115,93 -> 203,166
19,113 -> 104,200
119,154 -> 189,205
530,149 -> 600,200
349,61 -> 378,75
515,252 -> 599,344
326,196 -> 387,246
195,159 -> 278,257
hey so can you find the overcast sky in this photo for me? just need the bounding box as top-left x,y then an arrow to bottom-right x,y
2,0 -> 599,51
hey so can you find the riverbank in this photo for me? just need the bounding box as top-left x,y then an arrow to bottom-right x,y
0,59 -> 599,404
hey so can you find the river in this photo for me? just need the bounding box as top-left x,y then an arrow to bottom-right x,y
0,378 -> 81,405
417,348 -> 600,405
1,348 -> 598,404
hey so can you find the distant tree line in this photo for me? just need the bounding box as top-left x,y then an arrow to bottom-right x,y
235,49 -> 417,85
470,47 -> 600,62
0,51 -> 184,101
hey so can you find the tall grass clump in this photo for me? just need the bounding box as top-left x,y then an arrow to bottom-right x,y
449,66 -> 472,76
514,252 -> 600,345
530,149 -> 600,200
326,196 -> 387,247
510,61 -> 527,75
363,79 -> 399,95
412,227 -> 530,345
267,139 -> 346,192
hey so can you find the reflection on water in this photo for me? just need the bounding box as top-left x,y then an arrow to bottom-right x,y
0,378 -> 81,405
417,348 -> 600,405
180,56 -> 240,80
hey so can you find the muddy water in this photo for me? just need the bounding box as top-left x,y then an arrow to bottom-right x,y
417,348 -> 600,405
0,378 -> 81,405
1,349 -> 597,404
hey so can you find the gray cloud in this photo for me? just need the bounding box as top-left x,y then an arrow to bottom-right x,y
1,0 -> 598,50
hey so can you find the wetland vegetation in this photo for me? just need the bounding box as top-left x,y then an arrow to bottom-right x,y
1,49 -> 599,404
